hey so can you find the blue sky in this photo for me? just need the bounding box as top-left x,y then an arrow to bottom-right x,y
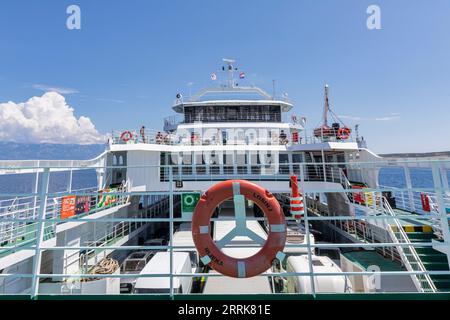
0,0 -> 449,153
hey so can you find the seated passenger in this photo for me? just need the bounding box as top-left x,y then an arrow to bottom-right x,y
156,132 -> 163,144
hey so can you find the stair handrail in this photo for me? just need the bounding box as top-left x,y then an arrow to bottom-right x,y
338,168 -> 352,189
338,168 -> 354,204
425,194 -> 446,240
382,196 -> 437,292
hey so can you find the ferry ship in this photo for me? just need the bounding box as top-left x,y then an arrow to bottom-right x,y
0,59 -> 449,299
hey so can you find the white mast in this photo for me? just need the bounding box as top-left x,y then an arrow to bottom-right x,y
222,58 -> 236,88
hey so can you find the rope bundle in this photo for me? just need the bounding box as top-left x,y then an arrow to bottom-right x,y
91,258 -> 119,275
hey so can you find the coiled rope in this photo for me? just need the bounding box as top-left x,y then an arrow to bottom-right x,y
92,258 -> 119,274
81,258 -> 119,282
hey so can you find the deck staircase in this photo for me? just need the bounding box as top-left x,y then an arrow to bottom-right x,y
384,199 -> 450,292
401,230 -> 450,292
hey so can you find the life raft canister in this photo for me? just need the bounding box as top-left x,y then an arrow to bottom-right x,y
120,130 -> 133,142
337,127 -> 351,140
290,175 -> 304,219
292,131 -> 299,143
192,180 -> 286,278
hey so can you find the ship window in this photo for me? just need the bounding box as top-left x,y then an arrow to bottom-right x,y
292,154 -> 303,163
119,156 -> 124,165
169,153 -> 179,165
195,152 -> 206,175
183,105 -> 282,123
279,153 -> 290,174
182,152 -> 192,175
236,151 -> 247,174
223,153 -> 234,174
251,153 -> 261,174
113,155 -> 118,166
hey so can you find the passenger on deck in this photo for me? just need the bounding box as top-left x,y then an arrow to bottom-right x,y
163,134 -> 171,144
279,130 -> 288,145
156,131 -> 163,144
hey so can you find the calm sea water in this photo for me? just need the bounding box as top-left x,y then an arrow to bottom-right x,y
378,167 -> 450,189
0,170 -> 97,196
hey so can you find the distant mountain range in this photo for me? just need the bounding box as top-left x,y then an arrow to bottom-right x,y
380,151 -> 450,158
0,142 -> 106,160
1,142 -> 448,161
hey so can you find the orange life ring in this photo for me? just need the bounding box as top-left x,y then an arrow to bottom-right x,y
120,130 -> 133,142
192,180 -> 286,278
337,127 -> 351,140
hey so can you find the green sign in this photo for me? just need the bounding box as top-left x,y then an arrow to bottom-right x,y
182,193 -> 201,213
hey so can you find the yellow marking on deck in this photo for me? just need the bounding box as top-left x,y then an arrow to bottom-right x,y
392,225 -> 434,233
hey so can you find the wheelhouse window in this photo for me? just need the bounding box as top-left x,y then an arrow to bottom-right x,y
184,105 -> 281,123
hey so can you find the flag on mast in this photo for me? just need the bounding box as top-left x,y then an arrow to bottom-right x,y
239,72 -> 245,79
211,73 -> 217,80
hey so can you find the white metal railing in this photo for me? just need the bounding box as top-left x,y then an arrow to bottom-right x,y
0,185 -> 130,252
378,184 -> 450,238
79,197 -> 172,272
0,160 -> 448,297
160,163 -> 345,185
109,126 -> 355,147
381,197 -> 437,292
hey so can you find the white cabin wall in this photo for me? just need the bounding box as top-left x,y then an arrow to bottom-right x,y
0,258 -> 32,294
127,150 -> 160,191
345,149 -> 381,188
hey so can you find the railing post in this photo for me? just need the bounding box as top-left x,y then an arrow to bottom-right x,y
32,161 -> 40,219
431,163 -> 450,269
404,166 -> 415,212
68,161 -> 73,193
321,150 -> 326,182
169,166 -> 174,298
298,163 -> 316,295
31,167 -> 50,299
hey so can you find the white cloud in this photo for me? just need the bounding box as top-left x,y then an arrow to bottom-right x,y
95,98 -> 125,104
32,84 -> 79,95
375,115 -> 400,121
339,115 -> 363,121
0,92 -> 104,144
338,113 -> 400,122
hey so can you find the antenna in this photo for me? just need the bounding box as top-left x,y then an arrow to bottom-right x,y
222,58 -> 236,88
187,82 -> 194,98
272,80 -> 276,100
323,84 -> 330,127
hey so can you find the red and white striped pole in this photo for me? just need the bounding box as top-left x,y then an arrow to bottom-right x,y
290,175 -> 304,219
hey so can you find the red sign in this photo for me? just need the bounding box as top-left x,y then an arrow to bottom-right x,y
61,196 -> 76,219
352,186 -> 365,204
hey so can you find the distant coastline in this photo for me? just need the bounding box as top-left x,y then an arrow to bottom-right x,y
380,151 -> 450,158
